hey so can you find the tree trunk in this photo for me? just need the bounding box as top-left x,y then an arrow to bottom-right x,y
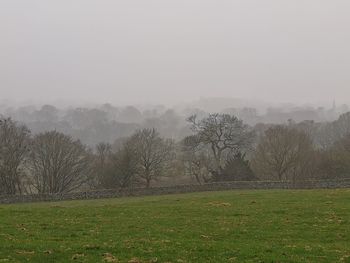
146,178 -> 151,188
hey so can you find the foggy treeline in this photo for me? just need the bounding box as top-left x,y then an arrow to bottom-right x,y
0,98 -> 348,146
1,98 -> 350,195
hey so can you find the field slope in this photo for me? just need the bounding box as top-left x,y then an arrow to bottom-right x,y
0,189 -> 349,263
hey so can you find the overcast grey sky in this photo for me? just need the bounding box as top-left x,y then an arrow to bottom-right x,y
1,0 -> 350,105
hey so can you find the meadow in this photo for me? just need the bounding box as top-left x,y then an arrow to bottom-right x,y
0,189 -> 349,262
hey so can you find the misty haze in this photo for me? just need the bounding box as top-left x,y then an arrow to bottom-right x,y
1,0 -> 350,105
1,1 -> 350,262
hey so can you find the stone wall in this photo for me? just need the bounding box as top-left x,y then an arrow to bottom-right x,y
1,178 -> 350,204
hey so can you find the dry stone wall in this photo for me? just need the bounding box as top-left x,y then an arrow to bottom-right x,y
1,178 -> 350,204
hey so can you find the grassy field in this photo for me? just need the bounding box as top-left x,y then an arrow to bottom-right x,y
0,189 -> 349,263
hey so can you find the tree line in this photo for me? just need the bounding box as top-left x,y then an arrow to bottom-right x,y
2,102 -> 348,147
1,112 -> 350,195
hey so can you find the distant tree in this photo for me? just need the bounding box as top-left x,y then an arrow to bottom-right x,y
320,134 -> 350,179
64,108 -> 108,128
11,106 -> 36,123
100,103 -> 119,120
28,131 -> 92,193
186,114 -> 254,176
314,123 -> 336,149
95,142 -> 112,169
218,152 -> 257,182
293,120 -> 316,137
311,112 -> 350,150
128,128 -> 174,188
164,144 -> 188,181
181,135 -> 213,184
34,105 -> 59,122
118,106 -> 143,123
143,109 -> 186,139
0,118 -> 30,195
251,126 -> 316,182
90,142 -> 113,188
333,112 -> 350,140
111,137 -> 129,152
97,141 -> 139,189
236,107 -> 259,125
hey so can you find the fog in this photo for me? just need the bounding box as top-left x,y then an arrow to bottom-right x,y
1,0 -> 350,105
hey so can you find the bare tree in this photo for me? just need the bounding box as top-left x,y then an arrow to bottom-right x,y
333,112 -> 350,140
97,141 -> 139,189
181,135 -> 213,184
0,118 -> 30,195
319,134 -> 350,179
251,126 -> 315,182
28,131 -> 92,193
129,128 -> 174,188
186,114 -> 254,175
95,142 -> 112,169
313,112 -> 350,150
90,142 -> 113,188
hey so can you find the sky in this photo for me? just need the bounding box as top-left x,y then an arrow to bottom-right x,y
1,0 -> 350,106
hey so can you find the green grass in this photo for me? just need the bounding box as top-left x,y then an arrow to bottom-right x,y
0,189 -> 350,263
